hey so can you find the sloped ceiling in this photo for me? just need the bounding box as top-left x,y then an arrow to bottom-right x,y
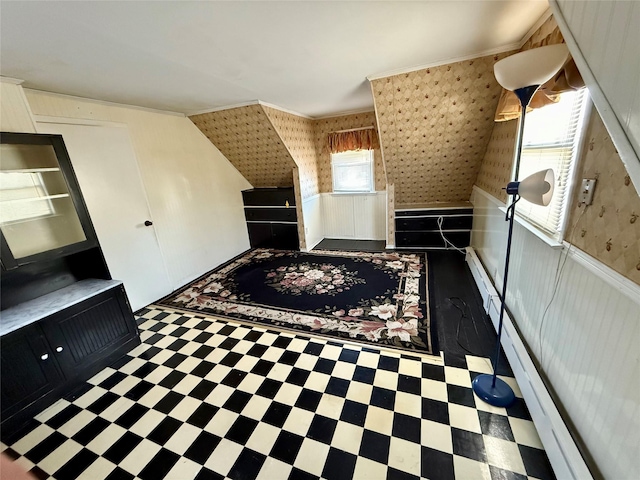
371,52 -> 513,205
190,104 -> 295,188
0,1 -> 549,117
261,106 -> 319,199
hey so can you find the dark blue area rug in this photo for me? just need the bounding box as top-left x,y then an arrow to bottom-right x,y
161,249 -> 437,355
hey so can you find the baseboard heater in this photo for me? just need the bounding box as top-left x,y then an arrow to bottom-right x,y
465,247 -> 593,480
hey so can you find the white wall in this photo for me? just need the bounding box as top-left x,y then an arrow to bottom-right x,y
22,89 -> 252,291
552,0 -> 640,191
301,194 -> 323,251
0,81 -> 36,133
471,187 -> 640,480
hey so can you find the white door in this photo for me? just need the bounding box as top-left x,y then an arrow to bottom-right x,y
37,121 -> 172,311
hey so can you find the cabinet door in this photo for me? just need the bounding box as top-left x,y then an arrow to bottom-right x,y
0,133 -> 98,268
247,223 -> 273,248
0,324 -> 63,420
41,287 -> 137,381
271,223 -> 300,250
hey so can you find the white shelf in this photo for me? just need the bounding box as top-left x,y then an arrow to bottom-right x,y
1,168 -> 61,173
1,193 -> 70,204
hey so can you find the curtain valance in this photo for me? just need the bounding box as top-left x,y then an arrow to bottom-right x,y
494,27 -> 585,122
328,127 -> 378,154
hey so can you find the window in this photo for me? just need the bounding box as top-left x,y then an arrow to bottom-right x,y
331,149 -> 374,193
515,88 -> 589,239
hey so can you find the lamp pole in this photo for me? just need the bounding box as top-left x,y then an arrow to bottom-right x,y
472,85 -> 539,407
512,85 -> 539,180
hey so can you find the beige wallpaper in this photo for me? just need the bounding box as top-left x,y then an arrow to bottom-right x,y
567,112 -> 640,283
189,105 -> 296,188
522,15 -> 560,50
474,15 -> 639,283
313,112 -> 386,192
371,52 -> 513,205
474,119 -> 517,202
475,16 -> 563,197
261,106 -> 319,199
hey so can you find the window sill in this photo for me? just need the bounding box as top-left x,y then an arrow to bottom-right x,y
330,191 -> 379,196
498,206 -> 564,249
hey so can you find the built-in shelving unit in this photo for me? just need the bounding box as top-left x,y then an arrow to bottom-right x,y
0,132 -> 139,440
242,187 -> 299,250
395,203 -> 473,249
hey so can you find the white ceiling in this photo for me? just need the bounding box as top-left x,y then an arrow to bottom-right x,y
0,1 -> 549,118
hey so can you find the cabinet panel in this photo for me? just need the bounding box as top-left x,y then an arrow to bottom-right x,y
395,215 -> 473,231
242,188 -> 296,207
41,287 -> 135,379
244,208 -> 297,222
271,224 -> 300,250
396,231 -> 470,248
247,223 -> 273,248
0,324 -> 62,420
395,208 -> 473,217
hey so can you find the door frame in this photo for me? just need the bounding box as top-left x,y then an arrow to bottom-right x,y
34,115 -> 172,307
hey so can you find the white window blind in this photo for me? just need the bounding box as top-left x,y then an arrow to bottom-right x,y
516,88 -> 589,239
0,172 -> 54,223
331,150 -> 374,193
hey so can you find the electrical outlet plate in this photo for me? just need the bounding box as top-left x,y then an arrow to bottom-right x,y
579,178 -> 597,205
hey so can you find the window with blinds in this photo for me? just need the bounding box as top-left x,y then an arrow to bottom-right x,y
515,88 -> 589,239
331,149 -> 374,193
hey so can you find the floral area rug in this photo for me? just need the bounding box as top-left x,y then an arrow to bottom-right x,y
160,249 -> 437,355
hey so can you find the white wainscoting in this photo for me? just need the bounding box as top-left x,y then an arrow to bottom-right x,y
301,194 -> 323,251
470,186 -> 640,480
551,0 -> 640,191
322,192 -> 386,241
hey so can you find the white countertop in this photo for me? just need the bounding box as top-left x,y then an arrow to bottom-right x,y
0,279 -> 123,336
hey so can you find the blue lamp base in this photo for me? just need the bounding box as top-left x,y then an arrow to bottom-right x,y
472,374 -> 516,407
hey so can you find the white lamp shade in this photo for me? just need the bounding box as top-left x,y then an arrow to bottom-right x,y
494,44 -> 570,91
519,169 -> 555,206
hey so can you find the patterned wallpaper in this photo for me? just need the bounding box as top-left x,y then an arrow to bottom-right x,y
370,51 -> 513,205
313,112 -> 386,193
567,112 -> 640,283
189,105 -> 296,188
261,106 -> 319,199
475,16 -> 562,197
522,15 -> 560,50
474,120 -> 517,202
473,15 -> 639,283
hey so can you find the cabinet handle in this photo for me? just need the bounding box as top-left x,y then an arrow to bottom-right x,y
144,220 -> 153,226
56,346 -> 64,353
40,353 -> 49,361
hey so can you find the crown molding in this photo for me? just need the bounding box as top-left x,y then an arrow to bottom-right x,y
313,107 -> 376,120
187,100 -> 261,117
366,42 -> 520,81
23,88 -> 185,117
187,100 -> 313,120
518,7 -> 554,48
0,76 -> 25,85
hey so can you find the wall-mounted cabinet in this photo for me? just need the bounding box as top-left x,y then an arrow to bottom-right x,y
0,133 -> 98,270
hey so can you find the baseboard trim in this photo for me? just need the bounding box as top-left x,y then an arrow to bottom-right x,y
465,247 -> 594,480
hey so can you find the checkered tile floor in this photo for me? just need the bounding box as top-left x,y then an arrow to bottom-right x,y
2,306 -> 555,480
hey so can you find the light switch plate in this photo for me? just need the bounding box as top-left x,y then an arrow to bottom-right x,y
579,178 -> 597,205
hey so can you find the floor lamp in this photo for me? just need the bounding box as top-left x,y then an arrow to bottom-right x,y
471,44 -> 569,407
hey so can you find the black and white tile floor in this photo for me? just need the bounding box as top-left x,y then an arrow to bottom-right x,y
2,306 -> 555,480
